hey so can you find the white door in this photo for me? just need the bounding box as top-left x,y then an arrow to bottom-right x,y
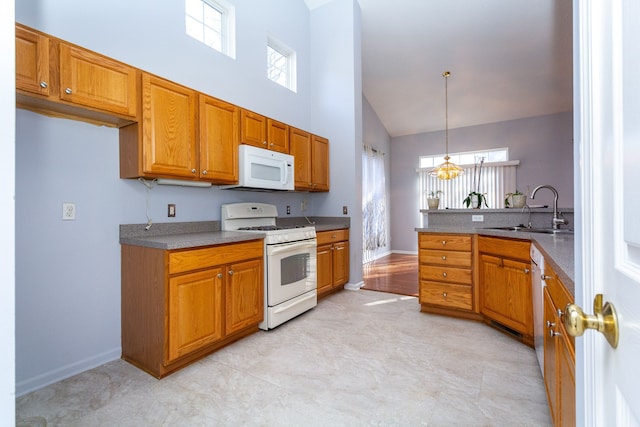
576,1 -> 640,425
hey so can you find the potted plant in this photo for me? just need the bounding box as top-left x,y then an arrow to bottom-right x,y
463,191 -> 488,209
427,190 -> 443,209
505,190 -> 527,208
464,158 -> 488,209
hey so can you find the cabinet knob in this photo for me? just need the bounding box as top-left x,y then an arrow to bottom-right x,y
549,330 -> 561,337
228,270 -> 234,276
39,81 -> 48,88
217,273 -> 222,279
65,88 -> 72,94
191,168 -> 196,174
524,268 -> 530,274
202,170 -> 207,175
542,274 -> 551,281
442,256 -> 447,260
262,141 -> 267,145
442,272 -> 447,278
270,142 -> 274,147
546,320 -> 556,328
442,292 -> 447,298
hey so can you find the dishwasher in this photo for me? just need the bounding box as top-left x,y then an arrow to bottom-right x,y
530,244 -> 545,374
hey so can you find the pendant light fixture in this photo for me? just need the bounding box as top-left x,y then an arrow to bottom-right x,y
430,71 -> 464,180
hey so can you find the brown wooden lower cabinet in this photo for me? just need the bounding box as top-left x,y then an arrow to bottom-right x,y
121,239 -> 263,378
478,236 -> 533,344
418,232 -> 479,318
316,229 -> 349,298
543,263 -> 575,427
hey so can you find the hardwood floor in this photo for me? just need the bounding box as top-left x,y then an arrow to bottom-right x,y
362,253 -> 418,297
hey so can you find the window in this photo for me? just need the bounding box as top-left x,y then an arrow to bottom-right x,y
417,148 -> 519,209
267,37 -> 296,92
185,0 -> 236,58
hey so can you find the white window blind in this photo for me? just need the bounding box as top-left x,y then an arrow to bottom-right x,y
418,161 -> 519,209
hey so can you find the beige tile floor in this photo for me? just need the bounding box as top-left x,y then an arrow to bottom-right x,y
16,290 -> 552,426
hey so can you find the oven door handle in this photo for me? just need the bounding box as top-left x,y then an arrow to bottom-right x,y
268,239 -> 317,256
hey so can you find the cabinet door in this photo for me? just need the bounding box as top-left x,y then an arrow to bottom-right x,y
199,95 -> 239,183
225,259 -> 263,335
480,254 -> 532,335
267,119 -> 289,153
311,135 -> 330,191
15,25 -> 50,96
240,110 -> 267,148
59,43 -> 137,117
316,244 -> 334,295
543,288 -> 559,425
290,127 -> 312,190
558,329 -> 576,427
142,74 -> 198,177
333,241 -> 349,286
167,268 -> 224,362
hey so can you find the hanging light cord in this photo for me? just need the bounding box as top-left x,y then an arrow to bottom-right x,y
443,70 -> 450,160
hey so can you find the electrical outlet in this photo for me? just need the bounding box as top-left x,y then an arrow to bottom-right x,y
286,205 -> 291,215
343,206 -> 348,215
62,203 -> 76,220
168,204 -> 176,217
472,215 -> 484,222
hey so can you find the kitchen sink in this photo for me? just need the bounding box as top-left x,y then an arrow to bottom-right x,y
483,226 -> 573,235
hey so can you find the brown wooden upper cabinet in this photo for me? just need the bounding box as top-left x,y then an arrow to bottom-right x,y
240,109 -> 289,154
15,24 -> 137,126
290,127 -> 329,191
199,95 -> 240,183
120,73 -> 198,179
15,25 -> 50,97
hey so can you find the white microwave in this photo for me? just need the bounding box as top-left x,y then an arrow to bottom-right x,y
222,145 -> 294,191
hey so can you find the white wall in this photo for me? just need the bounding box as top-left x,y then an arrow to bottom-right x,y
309,0 -> 363,285
363,96 -> 391,260
15,0 -> 361,394
1,1 -> 16,422
390,112 -> 574,253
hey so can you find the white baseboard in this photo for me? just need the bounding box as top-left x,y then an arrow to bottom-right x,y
344,281 -> 364,291
391,250 -> 418,255
16,348 -> 121,397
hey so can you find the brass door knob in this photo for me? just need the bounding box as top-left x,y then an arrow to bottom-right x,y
564,293 -> 619,348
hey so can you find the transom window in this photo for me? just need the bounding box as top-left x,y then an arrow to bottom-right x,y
185,0 -> 236,58
267,37 -> 296,92
419,148 -> 508,169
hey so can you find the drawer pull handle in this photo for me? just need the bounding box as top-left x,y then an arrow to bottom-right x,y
442,292 -> 447,298
442,240 -> 446,246
442,272 -> 447,277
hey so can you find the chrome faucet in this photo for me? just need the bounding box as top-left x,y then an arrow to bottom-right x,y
530,184 -> 569,229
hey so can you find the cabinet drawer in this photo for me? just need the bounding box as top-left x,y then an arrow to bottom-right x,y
316,229 -> 349,245
169,240 -> 263,275
419,233 -> 472,251
478,235 -> 530,261
420,250 -> 471,267
420,281 -> 472,311
420,265 -> 472,285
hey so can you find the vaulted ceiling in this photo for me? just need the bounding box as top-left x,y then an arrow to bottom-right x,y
306,0 -> 573,138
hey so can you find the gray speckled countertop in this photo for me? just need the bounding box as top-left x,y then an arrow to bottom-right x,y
415,226 -> 575,296
120,217 -> 350,250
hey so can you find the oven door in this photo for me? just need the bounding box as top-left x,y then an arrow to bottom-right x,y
266,239 -> 317,306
